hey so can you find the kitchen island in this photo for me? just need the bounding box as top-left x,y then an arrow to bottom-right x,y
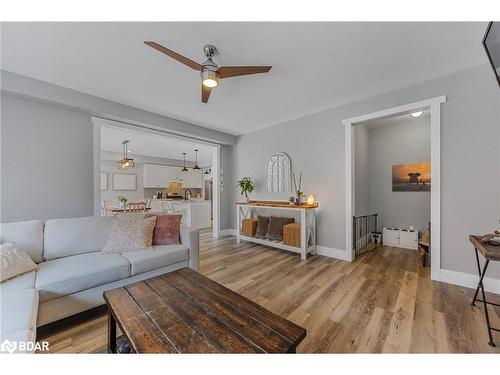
150,199 -> 211,229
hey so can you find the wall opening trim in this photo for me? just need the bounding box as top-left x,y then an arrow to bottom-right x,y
342,96 -> 446,282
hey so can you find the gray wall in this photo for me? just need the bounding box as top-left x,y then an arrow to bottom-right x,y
1,95 -> 94,221
232,64 -> 500,279
220,145 -> 234,231
1,72 -> 236,230
1,70 -> 236,146
355,115 -> 431,232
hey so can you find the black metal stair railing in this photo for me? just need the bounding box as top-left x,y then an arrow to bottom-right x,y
353,213 -> 380,258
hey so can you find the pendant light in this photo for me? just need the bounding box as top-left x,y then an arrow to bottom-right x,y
193,149 -> 201,170
118,140 -> 135,170
204,168 -> 210,175
181,152 -> 188,173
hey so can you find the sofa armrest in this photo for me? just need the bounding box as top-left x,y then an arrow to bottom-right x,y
180,226 -> 199,271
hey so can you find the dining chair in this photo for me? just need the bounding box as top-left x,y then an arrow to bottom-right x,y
100,201 -> 114,216
125,202 -> 146,212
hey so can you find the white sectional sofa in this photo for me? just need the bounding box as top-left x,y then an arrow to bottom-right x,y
0,216 -> 199,353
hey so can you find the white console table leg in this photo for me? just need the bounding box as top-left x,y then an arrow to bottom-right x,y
236,205 -> 241,244
300,209 -> 307,260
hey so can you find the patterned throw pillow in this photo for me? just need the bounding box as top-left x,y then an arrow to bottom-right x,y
1,242 -> 38,282
102,216 -> 157,254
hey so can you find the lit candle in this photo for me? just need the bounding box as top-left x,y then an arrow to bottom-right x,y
307,193 -> 315,206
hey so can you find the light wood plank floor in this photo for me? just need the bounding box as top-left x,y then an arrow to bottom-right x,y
37,230 -> 500,353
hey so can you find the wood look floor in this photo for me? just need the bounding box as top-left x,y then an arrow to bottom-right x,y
37,230 -> 500,353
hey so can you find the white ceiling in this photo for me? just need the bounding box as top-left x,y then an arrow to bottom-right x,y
100,126 -> 213,165
1,22 -> 488,135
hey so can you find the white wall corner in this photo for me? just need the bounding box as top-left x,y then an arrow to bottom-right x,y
438,268 -> 500,295
316,246 -> 351,262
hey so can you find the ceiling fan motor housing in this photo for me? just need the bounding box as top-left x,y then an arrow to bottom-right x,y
203,44 -> 217,58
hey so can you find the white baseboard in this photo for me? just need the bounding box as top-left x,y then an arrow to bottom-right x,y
316,246 -> 351,261
438,269 -> 500,294
220,228 -> 237,237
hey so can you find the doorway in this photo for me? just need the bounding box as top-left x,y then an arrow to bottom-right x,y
343,96 -> 446,281
92,117 -> 221,238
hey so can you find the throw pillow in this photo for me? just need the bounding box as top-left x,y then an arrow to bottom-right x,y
266,216 -> 295,241
102,216 -> 157,254
144,213 -> 182,245
255,215 -> 270,238
1,242 -> 38,283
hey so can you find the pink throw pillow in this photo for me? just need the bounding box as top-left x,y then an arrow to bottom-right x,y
144,214 -> 182,245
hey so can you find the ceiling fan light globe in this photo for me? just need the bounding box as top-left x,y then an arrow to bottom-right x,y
202,78 -> 218,88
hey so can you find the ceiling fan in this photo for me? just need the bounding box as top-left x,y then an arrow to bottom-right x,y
144,41 -> 272,103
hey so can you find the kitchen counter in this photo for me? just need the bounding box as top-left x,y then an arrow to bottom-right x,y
149,199 -> 211,229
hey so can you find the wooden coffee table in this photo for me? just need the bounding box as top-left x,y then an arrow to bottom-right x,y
103,268 -> 306,353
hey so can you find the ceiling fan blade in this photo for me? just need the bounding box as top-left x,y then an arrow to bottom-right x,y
201,84 -> 212,103
218,66 -> 272,79
144,41 -> 203,71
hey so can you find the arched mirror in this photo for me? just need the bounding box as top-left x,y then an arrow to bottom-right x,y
266,152 -> 291,193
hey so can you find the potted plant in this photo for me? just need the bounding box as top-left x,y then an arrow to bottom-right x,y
117,195 -> 128,209
292,172 -> 304,206
238,177 -> 254,202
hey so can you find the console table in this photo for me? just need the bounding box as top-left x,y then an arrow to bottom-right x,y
236,200 -> 318,260
469,235 -> 500,347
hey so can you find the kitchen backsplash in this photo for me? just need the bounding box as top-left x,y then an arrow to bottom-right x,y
144,187 -> 203,199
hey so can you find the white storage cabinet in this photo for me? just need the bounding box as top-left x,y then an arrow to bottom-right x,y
382,227 -> 418,250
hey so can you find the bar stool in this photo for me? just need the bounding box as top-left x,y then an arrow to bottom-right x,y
469,235 -> 500,347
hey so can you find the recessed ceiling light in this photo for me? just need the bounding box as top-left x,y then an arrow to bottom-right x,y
411,111 -> 423,118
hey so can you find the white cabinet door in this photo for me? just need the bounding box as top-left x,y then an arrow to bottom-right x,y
399,230 -> 418,250
191,169 -> 203,188
144,164 -> 160,188
143,164 -> 169,188
167,166 -> 183,182
382,227 -> 400,247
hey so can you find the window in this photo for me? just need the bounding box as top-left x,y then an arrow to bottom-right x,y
266,152 -> 291,193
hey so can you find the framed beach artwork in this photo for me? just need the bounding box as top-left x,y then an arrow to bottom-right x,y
392,162 -> 431,192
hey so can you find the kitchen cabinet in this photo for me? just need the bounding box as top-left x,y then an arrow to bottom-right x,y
143,164 -> 203,189
143,164 -> 170,188
382,227 -> 418,250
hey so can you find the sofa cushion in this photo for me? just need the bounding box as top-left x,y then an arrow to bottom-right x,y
35,252 -> 130,302
0,220 -> 44,263
43,216 -> 113,261
1,242 -> 38,282
0,289 -> 39,335
144,214 -> 182,245
120,244 -> 189,275
0,271 -> 36,294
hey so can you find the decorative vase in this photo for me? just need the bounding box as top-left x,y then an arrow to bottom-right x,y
295,197 -> 301,206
